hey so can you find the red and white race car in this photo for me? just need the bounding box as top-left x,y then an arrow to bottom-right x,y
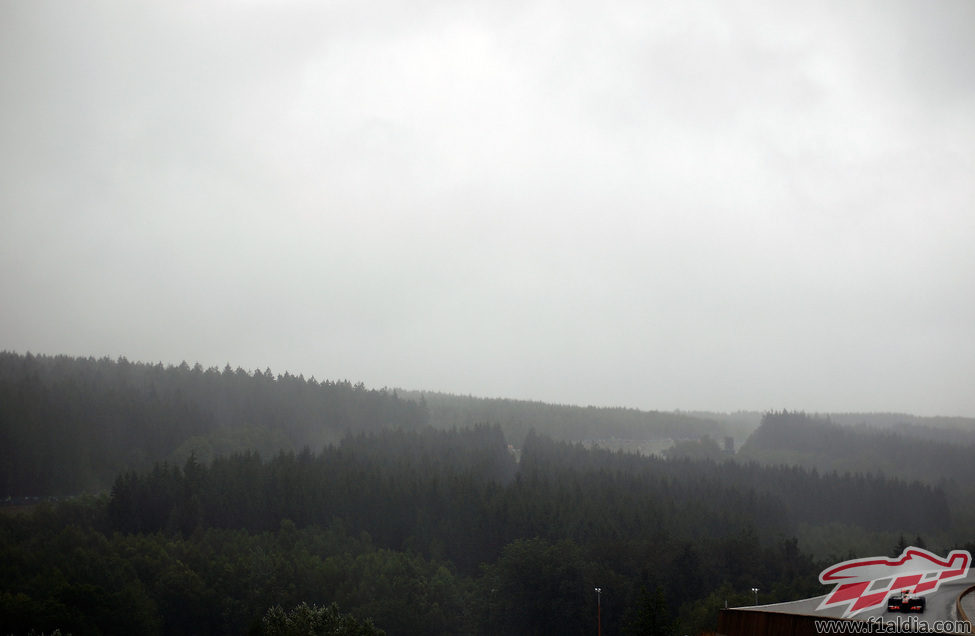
887,591 -> 926,613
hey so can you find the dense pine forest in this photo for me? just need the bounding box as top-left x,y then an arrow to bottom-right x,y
0,352 -> 427,497
738,410 -> 975,550
394,389 -> 756,449
1,352 -> 745,498
739,410 -> 975,485
2,352 -> 974,635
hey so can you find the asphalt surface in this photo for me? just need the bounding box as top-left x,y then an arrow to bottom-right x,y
737,569 -> 975,633
961,588 -> 975,624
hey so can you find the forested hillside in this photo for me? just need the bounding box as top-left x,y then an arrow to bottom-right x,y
3,354 -> 973,634
396,390 -> 749,447
4,425 -> 957,635
738,411 -> 975,486
104,427 -> 949,560
829,412 -> 975,447
0,352 -> 427,496
1,352 -> 744,498
737,411 -> 975,553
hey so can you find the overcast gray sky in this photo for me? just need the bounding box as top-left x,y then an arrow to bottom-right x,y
2,1 -> 973,416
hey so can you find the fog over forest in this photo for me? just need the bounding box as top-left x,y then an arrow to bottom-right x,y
3,352 -> 975,634
2,1 -> 974,416
2,1 -> 974,633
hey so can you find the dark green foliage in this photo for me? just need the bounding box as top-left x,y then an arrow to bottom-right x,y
477,538 -> 594,635
25,426 -> 941,633
0,514 -> 463,635
624,584 -> 673,636
663,435 -> 727,461
3,368 -> 969,636
259,602 -> 384,636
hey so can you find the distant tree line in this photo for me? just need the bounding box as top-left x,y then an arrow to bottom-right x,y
0,352 -> 745,499
5,355 -> 972,503
0,352 -> 427,496
738,411 -> 975,487
398,390 -> 740,446
829,412 -> 975,447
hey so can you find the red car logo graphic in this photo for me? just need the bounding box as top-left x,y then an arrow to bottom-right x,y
817,547 -> 971,617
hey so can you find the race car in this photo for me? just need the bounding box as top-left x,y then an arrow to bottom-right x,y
887,591 -> 926,613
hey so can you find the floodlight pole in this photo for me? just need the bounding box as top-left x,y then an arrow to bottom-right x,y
751,587 -> 759,605
594,587 -> 602,636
